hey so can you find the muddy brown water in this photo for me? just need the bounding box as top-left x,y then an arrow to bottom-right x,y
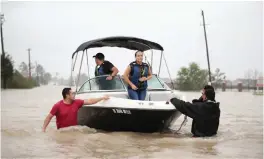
1,86 -> 263,158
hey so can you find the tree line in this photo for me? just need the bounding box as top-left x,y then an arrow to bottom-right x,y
173,62 -> 262,91
173,62 -> 226,91
1,53 -> 52,89
19,61 -> 52,85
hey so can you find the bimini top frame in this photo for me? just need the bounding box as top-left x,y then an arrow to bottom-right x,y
72,36 -> 164,58
71,36 -> 174,91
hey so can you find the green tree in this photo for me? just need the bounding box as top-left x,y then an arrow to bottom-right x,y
212,68 -> 225,89
43,72 -> 52,85
7,70 -> 37,89
35,64 -> 45,84
19,62 -> 28,77
1,53 -> 14,89
176,62 -> 208,91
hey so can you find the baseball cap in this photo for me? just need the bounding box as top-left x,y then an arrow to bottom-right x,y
93,52 -> 105,60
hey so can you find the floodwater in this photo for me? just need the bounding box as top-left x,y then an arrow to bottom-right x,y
1,86 -> 263,159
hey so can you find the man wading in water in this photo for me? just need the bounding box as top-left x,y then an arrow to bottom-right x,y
42,88 -> 109,132
169,85 -> 220,137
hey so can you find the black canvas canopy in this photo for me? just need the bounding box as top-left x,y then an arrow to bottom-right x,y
72,36 -> 164,58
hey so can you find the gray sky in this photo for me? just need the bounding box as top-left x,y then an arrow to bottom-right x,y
1,1 -> 263,80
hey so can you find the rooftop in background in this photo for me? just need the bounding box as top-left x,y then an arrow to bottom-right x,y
256,77 -> 263,87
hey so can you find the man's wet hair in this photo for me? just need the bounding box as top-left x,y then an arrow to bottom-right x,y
204,85 -> 214,90
62,88 -> 71,99
204,88 -> 215,101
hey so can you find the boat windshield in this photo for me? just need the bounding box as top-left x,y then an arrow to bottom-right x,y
78,75 -> 168,93
78,75 -> 126,92
147,75 -> 167,90
121,75 -> 168,90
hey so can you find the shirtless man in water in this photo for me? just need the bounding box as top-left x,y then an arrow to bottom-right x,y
42,87 -> 109,132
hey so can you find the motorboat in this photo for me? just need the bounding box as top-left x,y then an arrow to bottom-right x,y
71,36 -> 184,133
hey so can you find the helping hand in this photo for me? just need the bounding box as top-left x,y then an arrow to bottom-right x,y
131,84 -> 138,90
102,95 -> 110,100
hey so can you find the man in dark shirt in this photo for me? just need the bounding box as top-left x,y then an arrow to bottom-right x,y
93,52 -> 119,79
170,86 -> 220,137
93,53 -> 119,90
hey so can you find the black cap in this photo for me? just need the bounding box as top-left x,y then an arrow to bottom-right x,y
93,52 -> 105,60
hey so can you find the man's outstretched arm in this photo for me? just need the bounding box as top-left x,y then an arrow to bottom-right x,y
83,96 -> 109,105
170,97 -> 202,119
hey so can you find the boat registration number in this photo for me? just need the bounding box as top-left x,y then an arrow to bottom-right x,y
112,109 -> 131,114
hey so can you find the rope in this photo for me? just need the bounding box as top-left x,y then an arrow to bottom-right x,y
173,115 -> 188,134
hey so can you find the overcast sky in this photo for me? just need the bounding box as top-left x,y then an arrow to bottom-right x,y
1,1 -> 263,80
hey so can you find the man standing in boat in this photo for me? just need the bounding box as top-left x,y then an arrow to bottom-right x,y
93,52 -> 119,79
42,88 -> 109,132
169,86 -> 220,137
93,52 -> 119,90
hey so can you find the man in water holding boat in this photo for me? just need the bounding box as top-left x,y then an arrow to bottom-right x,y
169,85 -> 220,137
42,88 -> 109,132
